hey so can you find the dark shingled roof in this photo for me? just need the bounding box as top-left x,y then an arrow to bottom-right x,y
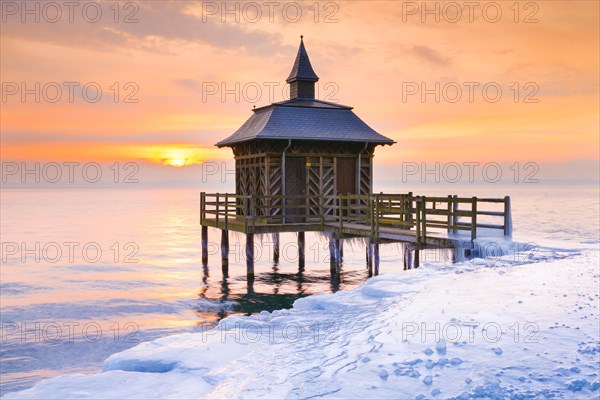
216,37 -> 395,148
286,36 -> 319,83
216,99 -> 395,147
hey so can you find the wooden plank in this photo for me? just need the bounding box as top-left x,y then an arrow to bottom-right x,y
477,211 -> 505,216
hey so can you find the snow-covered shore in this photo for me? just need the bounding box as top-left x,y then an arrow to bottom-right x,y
5,241 -> 599,399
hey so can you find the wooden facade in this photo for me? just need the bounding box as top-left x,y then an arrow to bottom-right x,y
231,140 -> 375,219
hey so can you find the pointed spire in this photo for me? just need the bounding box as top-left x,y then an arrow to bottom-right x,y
286,35 -> 319,83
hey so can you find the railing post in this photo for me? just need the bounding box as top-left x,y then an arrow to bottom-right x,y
224,193 -> 228,230
374,193 -> 380,240
338,195 -> 343,231
447,194 -> 452,233
471,196 -> 477,241
416,197 -> 421,244
452,195 -> 458,233
200,192 -> 205,225
216,193 -> 220,224
367,194 -> 372,235
407,192 -> 414,228
399,194 -> 405,226
421,197 -> 427,242
504,195 -> 512,236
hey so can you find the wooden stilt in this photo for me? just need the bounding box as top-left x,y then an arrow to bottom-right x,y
330,267 -> 340,292
221,229 -> 229,277
298,232 -> 305,269
201,226 -> 208,266
246,274 -> 255,296
272,233 -> 280,265
367,239 -> 373,269
246,233 -> 254,276
414,248 -> 420,268
329,238 -> 339,270
339,240 -> 344,260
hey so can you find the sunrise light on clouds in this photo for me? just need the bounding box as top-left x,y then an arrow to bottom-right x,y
1,1 -> 598,175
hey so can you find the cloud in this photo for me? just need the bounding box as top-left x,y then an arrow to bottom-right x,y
1,129 -> 228,146
1,1 -> 284,55
410,45 -> 450,66
175,79 -> 202,93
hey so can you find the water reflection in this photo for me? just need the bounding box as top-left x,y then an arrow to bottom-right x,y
197,258 -> 365,319
0,188 -> 458,395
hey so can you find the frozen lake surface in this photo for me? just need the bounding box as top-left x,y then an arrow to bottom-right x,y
1,185 -> 598,398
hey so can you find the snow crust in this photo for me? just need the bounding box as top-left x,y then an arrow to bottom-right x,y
4,242 -> 599,399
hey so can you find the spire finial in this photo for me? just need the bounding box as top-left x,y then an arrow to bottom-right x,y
286,35 -> 319,99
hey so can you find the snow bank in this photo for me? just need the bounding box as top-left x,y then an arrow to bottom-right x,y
4,246 -> 599,399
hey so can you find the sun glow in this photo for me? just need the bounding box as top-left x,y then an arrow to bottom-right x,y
151,147 -> 203,167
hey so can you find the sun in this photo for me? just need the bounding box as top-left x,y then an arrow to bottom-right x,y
164,158 -> 187,167
151,147 -> 201,167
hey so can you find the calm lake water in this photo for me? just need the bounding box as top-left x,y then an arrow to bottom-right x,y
1,185 -> 598,394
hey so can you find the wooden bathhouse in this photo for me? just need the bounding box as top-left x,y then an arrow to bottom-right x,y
216,36 -> 395,221
200,37 -> 512,274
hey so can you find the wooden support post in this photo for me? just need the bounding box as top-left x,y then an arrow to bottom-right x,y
246,274 -> 255,296
403,245 -> 410,270
298,232 -> 305,269
339,240 -> 344,260
414,248 -> 420,268
201,226 -> 208,266
373,241 -> 380,276
272,233 -> 280,265
471,196 -> 477,241
200,192 -> 205,225
329,237 -> 340,269
503,196 -> 512,236
221,229 -> 229,276
246,233 -> 254,277
367,238 -> 373,269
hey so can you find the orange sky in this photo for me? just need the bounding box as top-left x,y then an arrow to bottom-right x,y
1,1 -> 598,172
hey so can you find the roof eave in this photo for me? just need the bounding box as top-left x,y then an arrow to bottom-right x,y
216,136 -> 395,148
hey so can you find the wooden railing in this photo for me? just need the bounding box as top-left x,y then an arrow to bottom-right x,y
200,192 -> 511,242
